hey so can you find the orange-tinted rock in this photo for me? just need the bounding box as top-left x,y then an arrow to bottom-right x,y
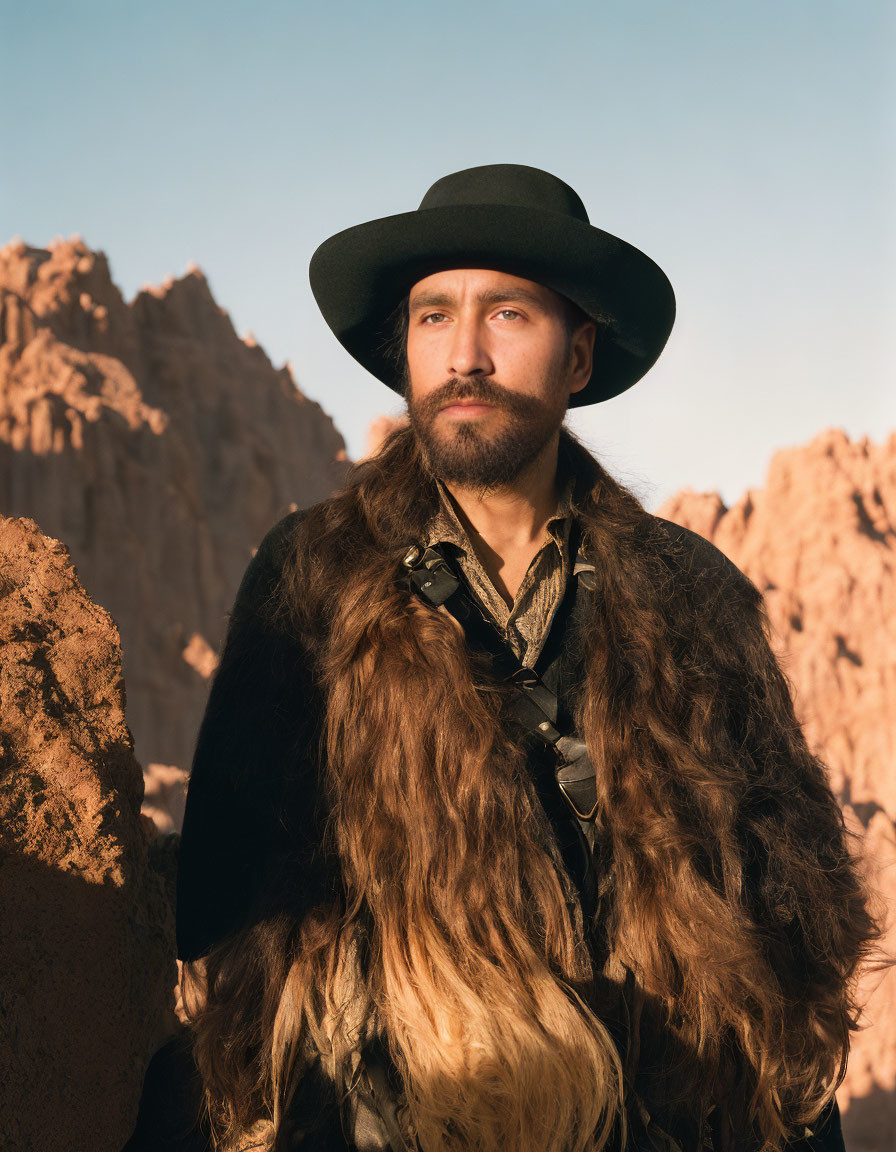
658,427 -> 896,1140
142,761 -> 190,835
0,514 -> 174,1151
0,237 -> 350,792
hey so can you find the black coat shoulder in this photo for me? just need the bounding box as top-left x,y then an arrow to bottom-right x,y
645,513 -> 763,622
648,514 -> 750,586
228,508 -> 311,622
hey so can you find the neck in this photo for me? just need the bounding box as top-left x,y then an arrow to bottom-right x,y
441,434 -> 562,562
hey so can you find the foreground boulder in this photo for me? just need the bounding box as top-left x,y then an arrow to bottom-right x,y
0,515 -> 174,1151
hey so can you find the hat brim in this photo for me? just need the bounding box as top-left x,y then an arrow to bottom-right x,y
309,203 -> 675,407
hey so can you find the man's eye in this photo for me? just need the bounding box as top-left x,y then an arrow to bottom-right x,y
422,312 -> 447,324
497,309 -> 520,320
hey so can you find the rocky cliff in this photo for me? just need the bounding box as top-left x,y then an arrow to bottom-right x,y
0,237 -> 349,780
658,428 -> 896,1149
0,515 -> 174,1151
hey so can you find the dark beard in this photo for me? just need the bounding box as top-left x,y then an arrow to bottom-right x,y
407,375 -> 568,490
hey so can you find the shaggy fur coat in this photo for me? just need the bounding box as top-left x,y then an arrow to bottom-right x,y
176,432 -> 864,1152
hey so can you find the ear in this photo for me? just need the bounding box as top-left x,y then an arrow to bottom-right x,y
568,322 -> 596,396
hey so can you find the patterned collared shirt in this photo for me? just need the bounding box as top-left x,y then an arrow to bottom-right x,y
423,478 -> 576,668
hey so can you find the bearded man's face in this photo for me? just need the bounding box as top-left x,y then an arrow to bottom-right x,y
403,269 -> 594,489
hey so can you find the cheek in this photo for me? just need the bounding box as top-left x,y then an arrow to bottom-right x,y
505,338 -> 569,388
405,335 -> 439,388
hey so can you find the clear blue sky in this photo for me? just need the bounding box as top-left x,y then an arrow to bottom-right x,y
3,0 -> 893,508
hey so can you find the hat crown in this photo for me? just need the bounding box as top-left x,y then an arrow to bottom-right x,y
418,164 -> 590,223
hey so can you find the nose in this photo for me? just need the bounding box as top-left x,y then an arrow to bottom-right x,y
447,314 -> 494,378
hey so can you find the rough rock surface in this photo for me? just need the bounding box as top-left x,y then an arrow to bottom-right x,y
0,514 -> 174,1151
658,428 -> 896,1149
0,237 -> 349,783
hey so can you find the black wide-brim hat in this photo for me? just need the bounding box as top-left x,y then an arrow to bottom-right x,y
309,164 -> 675,407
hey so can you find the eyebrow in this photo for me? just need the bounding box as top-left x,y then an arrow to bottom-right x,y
408,286 -> 550,313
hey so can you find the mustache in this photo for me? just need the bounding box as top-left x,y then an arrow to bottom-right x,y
432,377 -> 510,409
414,377 -> 541,420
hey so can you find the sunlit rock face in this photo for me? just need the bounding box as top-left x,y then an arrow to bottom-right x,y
0,237 -> 350,786
0,514 -> 175,1151
659,427 -> 896,1150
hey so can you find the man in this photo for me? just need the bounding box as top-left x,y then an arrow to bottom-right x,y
174,165 -> 875,1152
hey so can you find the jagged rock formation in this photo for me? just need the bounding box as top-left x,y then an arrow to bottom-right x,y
658,428 -> 896,1150
0,515 -> 174,1152
0,237 -> 349,781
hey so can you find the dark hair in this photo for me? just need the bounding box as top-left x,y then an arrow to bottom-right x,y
558,294 -> 596,339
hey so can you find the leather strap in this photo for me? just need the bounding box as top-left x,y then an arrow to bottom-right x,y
402,533 -> 599,833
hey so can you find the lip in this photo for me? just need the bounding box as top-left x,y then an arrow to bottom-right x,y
439,402 -> 496,415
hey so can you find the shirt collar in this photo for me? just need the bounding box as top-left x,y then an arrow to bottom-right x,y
424,476 -> 576,556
